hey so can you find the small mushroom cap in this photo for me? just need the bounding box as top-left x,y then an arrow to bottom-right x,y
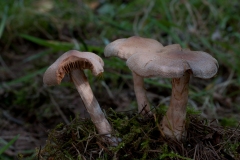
43,50 -> 104,86
104,36 -> 163,60
126,49 -> 219,79
158,44 -> 190,52
159,44 -> 182,52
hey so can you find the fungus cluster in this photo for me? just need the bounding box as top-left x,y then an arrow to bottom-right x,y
104,36 -> 218,140
43,36 -> 218,144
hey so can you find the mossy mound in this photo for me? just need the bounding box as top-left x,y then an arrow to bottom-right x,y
39,109 -> 240,160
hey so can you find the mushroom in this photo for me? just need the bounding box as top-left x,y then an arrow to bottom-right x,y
43,50 -> 116,143
126,45 -> 218,140
104,36 -> 163,115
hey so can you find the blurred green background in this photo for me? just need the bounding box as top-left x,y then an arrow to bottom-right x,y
0,0 -> 240,159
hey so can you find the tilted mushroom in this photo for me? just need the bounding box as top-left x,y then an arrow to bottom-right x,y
104,36 -> 163,115
126,45 -> 218,140
43,50 -> 116,143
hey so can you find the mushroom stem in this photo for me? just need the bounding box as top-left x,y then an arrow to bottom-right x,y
161,71 -> 190,140
70,69 -> 112,135
132,72 -> 151,115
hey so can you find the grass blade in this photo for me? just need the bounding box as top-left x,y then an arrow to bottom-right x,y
0,67 -> 47,89
151,19 -> 186,47
22,49 -> 53,63
199,37 -> 229,62
0,6 -> 8,39
19,34 -> 103,52
0,135 -> 19,155
19,34 -> 75,50
159,0 -> 172,21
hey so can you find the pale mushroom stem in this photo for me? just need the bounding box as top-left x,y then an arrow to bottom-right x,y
132,72 -> 151,115
161,71 -> 190,140
70,69 -> 112,135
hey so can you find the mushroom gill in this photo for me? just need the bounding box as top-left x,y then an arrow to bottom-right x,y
61,59 -> 93,74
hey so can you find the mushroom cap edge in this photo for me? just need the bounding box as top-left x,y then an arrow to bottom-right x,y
43,50 -> 104,86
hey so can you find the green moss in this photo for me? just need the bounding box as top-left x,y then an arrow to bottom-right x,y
219,117 -> 239,127
39,109 -> 240,159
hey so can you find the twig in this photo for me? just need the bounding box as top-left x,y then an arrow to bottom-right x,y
207,141 -> 220,159
2,111 -> 24,125
145,149 -> 161,153
0,55 -> 15,78
49,95 -> 70,125
153,113 -> 165,138
213,70 -> 234,94
193,144 -> 198,160
217,122 -> 240,152
72,143 -> 86,160
184,1 -> 197,31
37,145 -> 41,160
101,81 -> 114,99
133,0 -> 155,35
98,148 -> 104,158
84,133 -> 93,153
96,141 -> 111,155
138,0 -> 155,30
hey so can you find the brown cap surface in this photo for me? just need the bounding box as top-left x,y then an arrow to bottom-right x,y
104,36 -> 163,60
126,48 -> 218,79
43,50 -> 104,86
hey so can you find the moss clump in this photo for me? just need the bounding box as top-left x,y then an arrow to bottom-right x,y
39,109 -> 240,160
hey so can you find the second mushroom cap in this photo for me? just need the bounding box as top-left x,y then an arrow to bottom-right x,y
104,36 -> 163,60
126,47 -> 219,79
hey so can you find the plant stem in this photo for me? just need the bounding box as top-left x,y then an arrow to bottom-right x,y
132,72 -> 151,115
161,71 -> 190,140
70,69 -> 112,135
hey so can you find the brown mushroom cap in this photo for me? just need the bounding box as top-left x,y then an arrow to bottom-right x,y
43,50 -> 104,86
126,49 -> 219,79
104,36 -> 163,60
